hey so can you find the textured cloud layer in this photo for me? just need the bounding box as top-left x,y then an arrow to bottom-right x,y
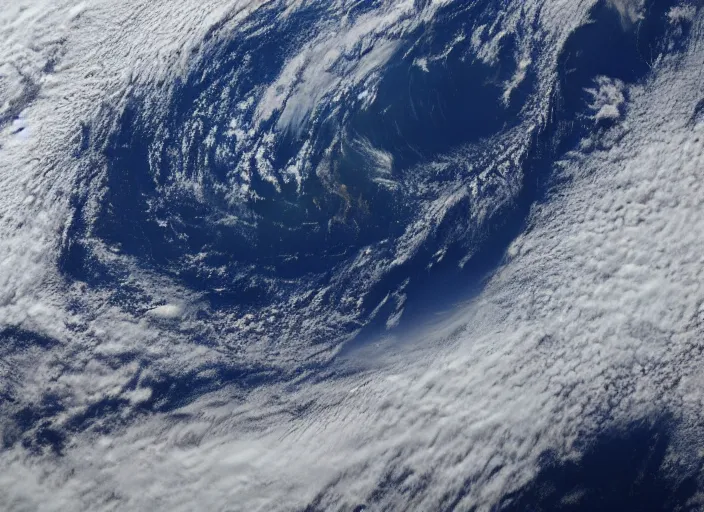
1,1 -> 703,511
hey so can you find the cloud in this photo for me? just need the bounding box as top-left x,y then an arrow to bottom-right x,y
607,0 -> 645,26
1,0 -> 704,511
586,76 -> 626,123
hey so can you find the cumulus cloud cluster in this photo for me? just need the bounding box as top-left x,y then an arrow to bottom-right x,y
1,0 -> 703,511
586,76 -> 627,123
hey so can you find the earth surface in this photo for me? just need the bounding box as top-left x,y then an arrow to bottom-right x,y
1,0 -> 704,510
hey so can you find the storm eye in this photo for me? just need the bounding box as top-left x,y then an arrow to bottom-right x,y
59,0 -> 687,329
61,1 -> 538,310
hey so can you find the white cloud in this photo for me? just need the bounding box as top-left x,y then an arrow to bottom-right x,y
147,304 -> 185,321
586,76 -> 626,122
1,1 -> 703,511
607,0 -> 645,26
